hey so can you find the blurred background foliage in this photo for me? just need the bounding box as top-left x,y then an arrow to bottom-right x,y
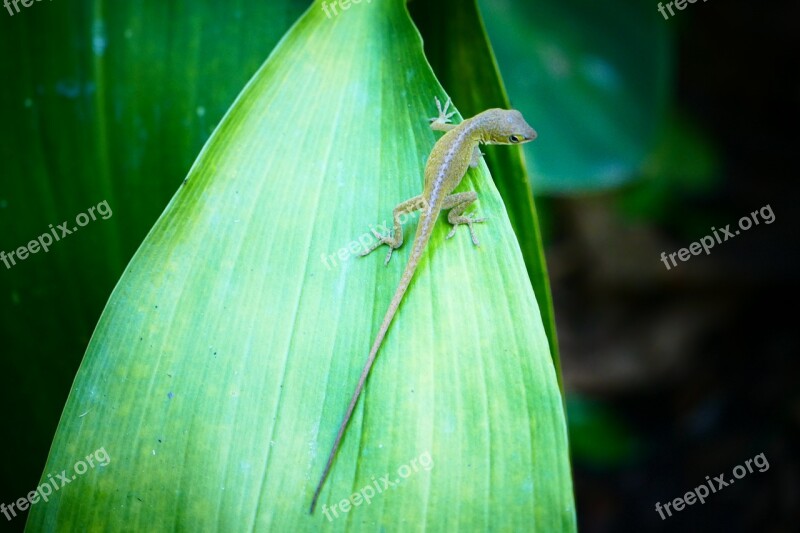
1,0 -> 797,531
479,0 -> 672,193
488,1 -> 797,531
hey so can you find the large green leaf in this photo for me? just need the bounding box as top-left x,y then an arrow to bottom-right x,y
25,0 -> 573,530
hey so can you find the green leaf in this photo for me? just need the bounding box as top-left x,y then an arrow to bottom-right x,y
26,0 -> 574,530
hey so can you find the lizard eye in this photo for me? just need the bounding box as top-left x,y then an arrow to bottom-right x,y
509,135 -> 521,143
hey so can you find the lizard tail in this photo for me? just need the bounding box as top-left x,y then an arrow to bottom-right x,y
309,218 -> 434,514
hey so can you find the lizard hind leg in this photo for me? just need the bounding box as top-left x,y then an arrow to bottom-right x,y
360,195 -> 425,265
443,191 -> 486,246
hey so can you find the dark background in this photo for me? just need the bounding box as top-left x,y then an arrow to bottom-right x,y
553,2 -> 800,531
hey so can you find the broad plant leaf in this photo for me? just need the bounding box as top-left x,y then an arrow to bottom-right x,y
25,0 -> 574,530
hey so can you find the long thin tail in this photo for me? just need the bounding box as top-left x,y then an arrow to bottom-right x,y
308,306 -> 399,514
309,217 -> 434,513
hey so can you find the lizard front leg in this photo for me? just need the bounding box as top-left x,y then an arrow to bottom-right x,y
429,97 -> 483,167
361,195 -> 426,264
442,191 -> 486,245
469,146 -> 484,168
429,96 -> 456,132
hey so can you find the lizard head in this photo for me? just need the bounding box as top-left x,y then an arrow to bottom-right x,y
478,109 -> 537,145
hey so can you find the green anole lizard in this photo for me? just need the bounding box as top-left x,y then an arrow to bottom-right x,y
310,97 -> 537,513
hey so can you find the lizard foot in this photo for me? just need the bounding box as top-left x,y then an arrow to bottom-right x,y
361,228 -> 398,265
428,96 -> 455,127
446,215 -> 487,246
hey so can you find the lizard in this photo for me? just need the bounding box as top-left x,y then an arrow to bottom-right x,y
310,96 -> 537,513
